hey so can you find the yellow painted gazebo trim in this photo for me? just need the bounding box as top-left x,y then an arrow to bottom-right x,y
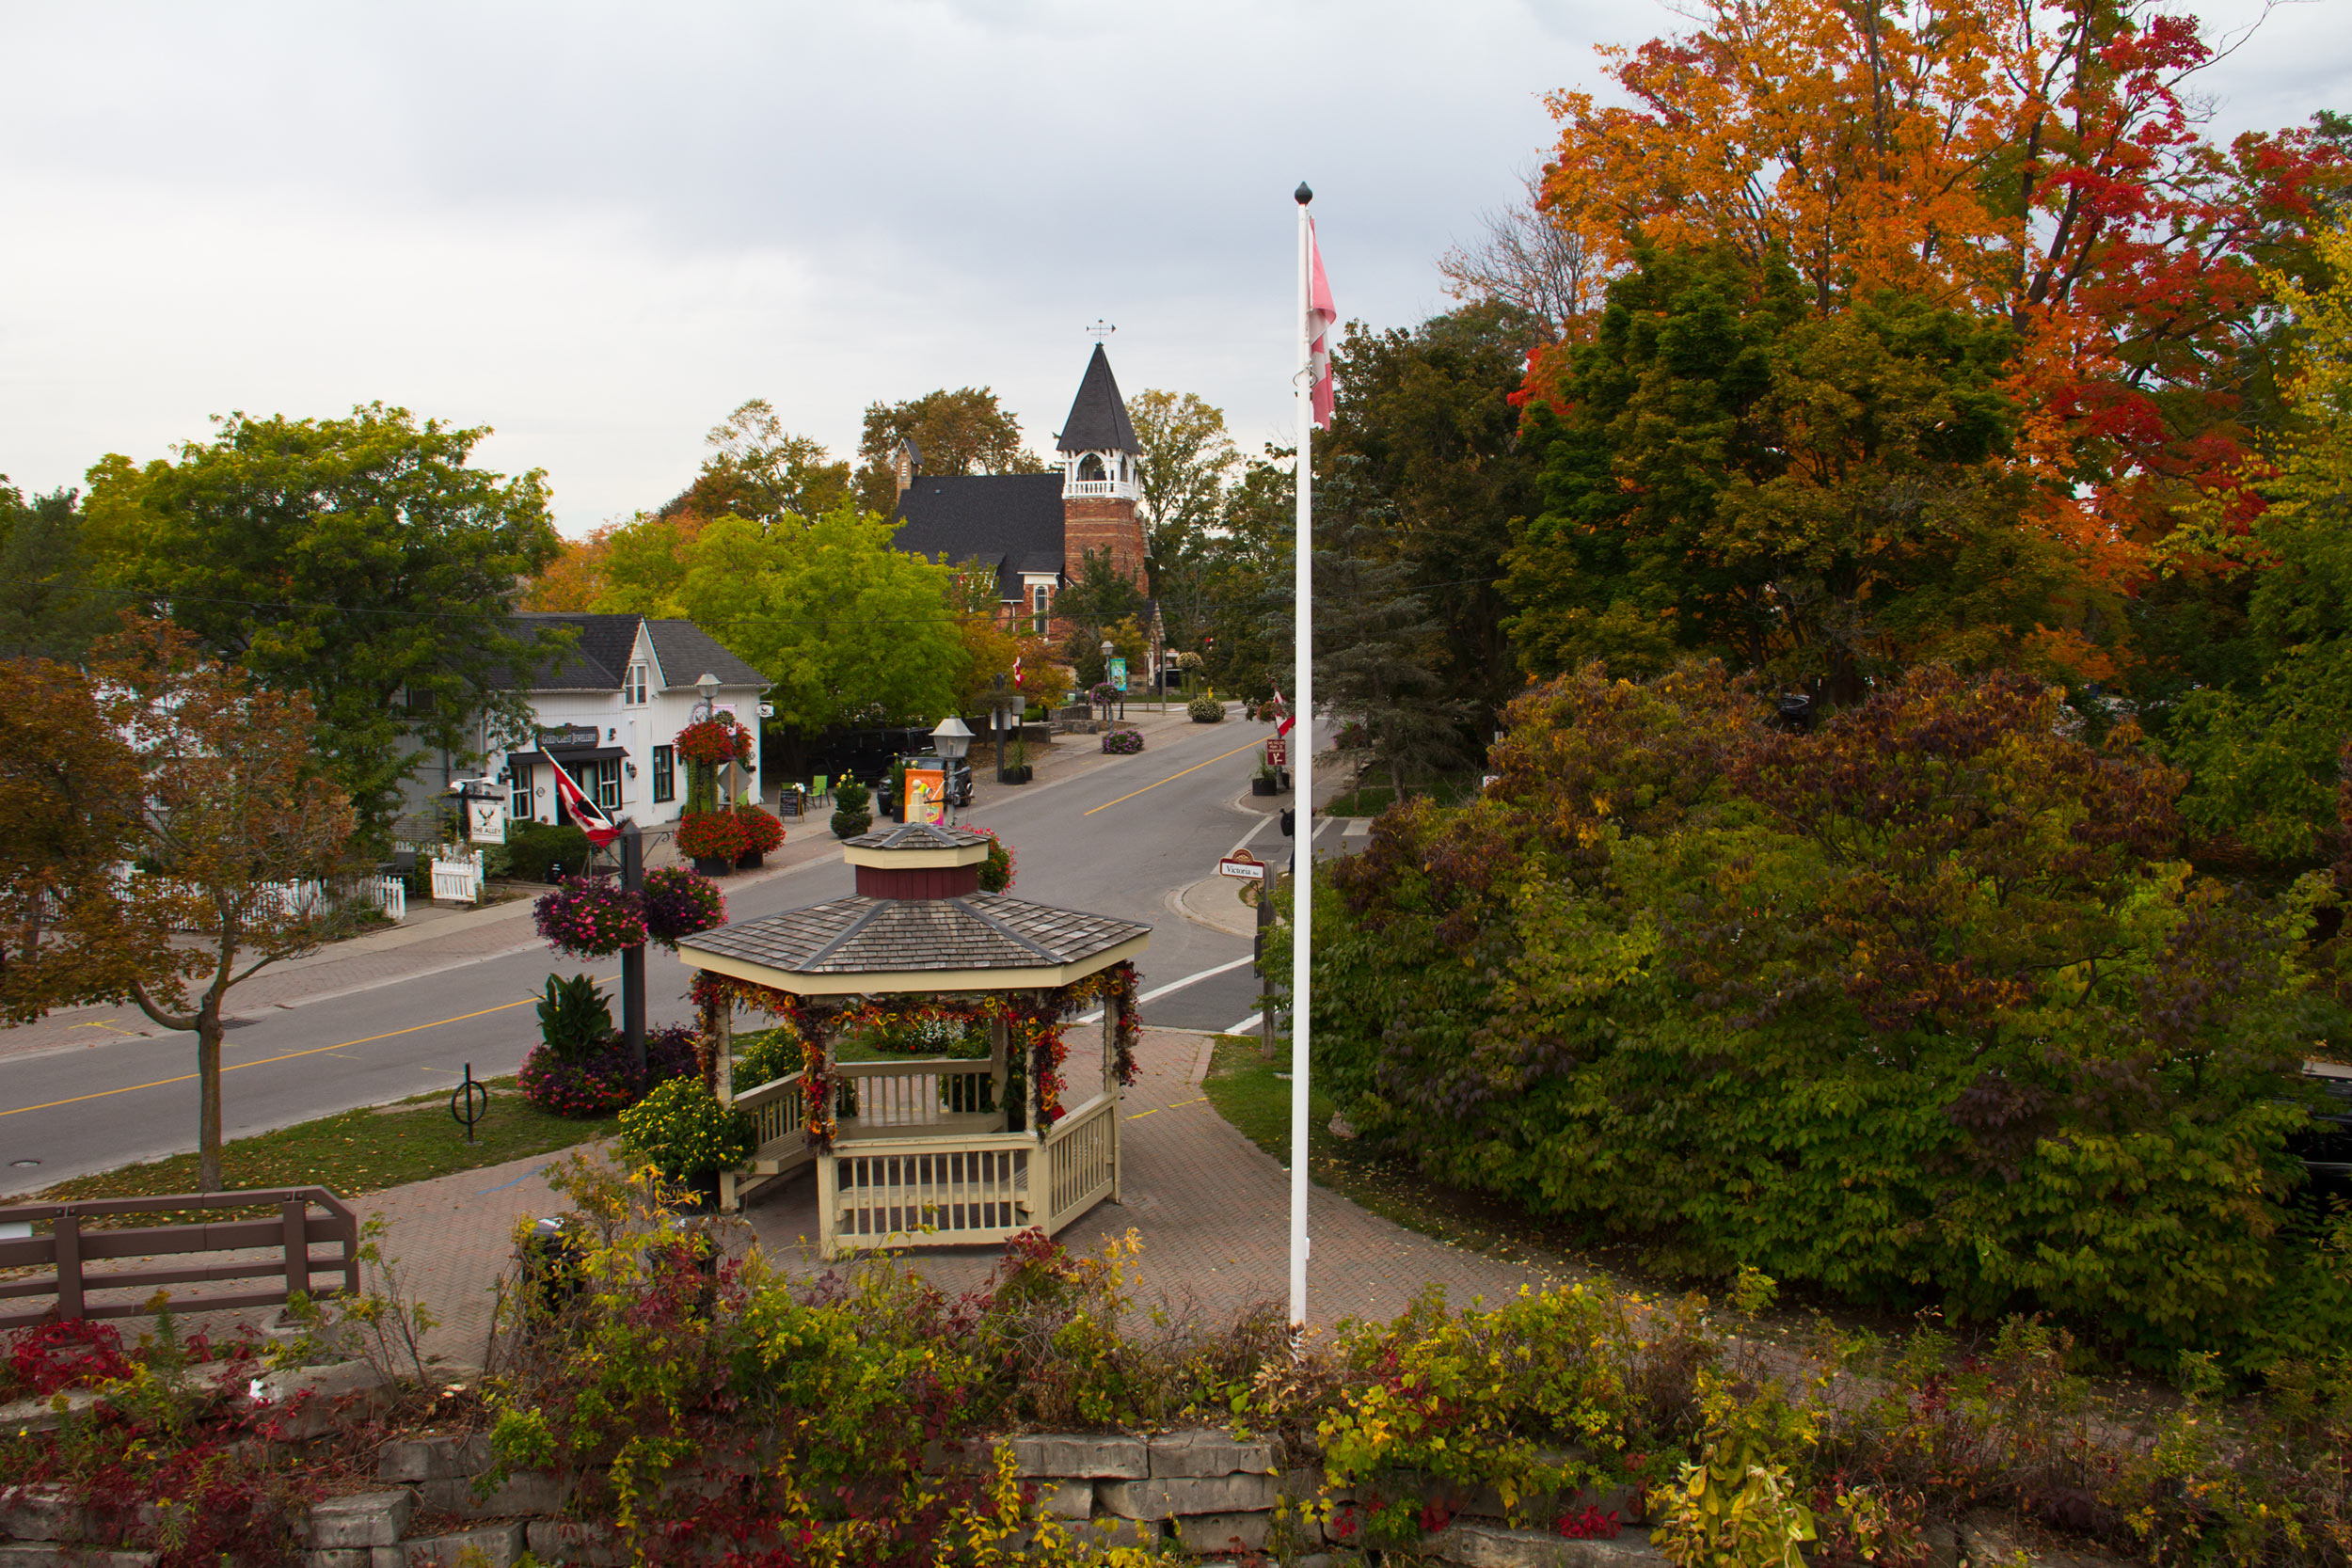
841,841 -> 988,870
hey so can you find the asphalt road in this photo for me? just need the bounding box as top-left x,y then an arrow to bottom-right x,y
0,714 -> 1317,1189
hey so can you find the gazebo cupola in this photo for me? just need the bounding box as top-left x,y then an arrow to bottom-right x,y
675,821 -> 1151,1256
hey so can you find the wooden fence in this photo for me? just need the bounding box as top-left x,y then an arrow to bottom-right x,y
0,1188 -> 360,1328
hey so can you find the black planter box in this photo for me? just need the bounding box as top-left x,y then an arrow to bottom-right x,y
1250,776 -> 1278,796
997,765 -> 1033,785
737,851 -> 764,871
691,855 -> 733,877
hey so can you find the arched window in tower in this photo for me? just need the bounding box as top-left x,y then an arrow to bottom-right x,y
1077,453 -> 1105,483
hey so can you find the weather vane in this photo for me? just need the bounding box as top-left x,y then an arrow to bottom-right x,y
1086,319 -> 1117,343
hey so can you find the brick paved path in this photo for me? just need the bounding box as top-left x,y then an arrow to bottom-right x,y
30,1023 -> 1547,1361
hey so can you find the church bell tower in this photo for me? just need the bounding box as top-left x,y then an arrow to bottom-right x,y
1057,343 -> 1147,591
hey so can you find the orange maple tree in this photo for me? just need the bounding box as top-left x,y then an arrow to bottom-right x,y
1535,0 -> 2344,616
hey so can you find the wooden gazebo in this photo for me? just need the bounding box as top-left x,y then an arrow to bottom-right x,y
676,823 -> 1150,1258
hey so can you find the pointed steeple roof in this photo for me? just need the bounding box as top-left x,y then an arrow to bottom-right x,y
1055,344 -> 1140,456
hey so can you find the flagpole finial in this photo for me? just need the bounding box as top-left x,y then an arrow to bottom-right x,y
1295,182 -> 1313,205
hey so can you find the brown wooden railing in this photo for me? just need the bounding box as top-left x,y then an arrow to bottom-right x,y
0,1188 -> 360,1327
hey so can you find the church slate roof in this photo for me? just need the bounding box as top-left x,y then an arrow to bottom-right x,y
891,473 -> 1067,601
681,893 -> 1149,980
1056,344 -> 1140,455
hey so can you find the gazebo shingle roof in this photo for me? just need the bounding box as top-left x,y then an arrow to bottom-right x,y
681,894 -> 1148,979
841,822 -> 994,851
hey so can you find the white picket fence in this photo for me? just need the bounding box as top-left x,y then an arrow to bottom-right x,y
429,851 -> 484,905
111,867 -> 407,928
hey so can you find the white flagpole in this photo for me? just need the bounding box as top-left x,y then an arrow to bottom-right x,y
1290,182 -> 1315,1331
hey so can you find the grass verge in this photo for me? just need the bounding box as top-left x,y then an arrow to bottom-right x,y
14,1076 -> 615,1212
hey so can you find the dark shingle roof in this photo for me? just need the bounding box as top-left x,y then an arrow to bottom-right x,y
494,614 -> 764,693
1056,344 -> 1138,455
891,473 -> 1067,601
682,894 -> 1148,979
644,620 -> 765,691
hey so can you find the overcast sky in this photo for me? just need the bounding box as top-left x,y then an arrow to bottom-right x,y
2,1 -> 2344,536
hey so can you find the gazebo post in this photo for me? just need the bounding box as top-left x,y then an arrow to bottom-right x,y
817,1013 -> 839,1260
712,990 -> 735,1107
989,1018 -> 1009,1128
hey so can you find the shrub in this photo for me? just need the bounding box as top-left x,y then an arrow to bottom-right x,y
640,866 -> 725,947
1188,694 -> 1224,722
968,826 -> 1016,894
537,974 -> 613,1063
731,1026 -> 801,1092
508,821 -> 592,881
644,1022 -> 700,1087
734,802 -> 785,854
519,1040 -> 637,1117
616,1077 -> 755,1180
532,875 -> 648,958
831,806 -> 873,839
834,775 -> 871,813
675,810 -> 749,863
1102,729 -> 1143,754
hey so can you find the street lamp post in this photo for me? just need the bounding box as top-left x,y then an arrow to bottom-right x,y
930,715 -> 973,825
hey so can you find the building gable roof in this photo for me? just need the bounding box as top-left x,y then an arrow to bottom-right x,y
495,614 -> 763,693
891,473 -> 1067,601
644,619 -> 765,691
1056,344 -> 1139,455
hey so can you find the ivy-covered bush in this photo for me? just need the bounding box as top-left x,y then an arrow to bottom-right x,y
674,809 -> 749,864
1299,661 -> 2352,1370
532,876 -> 648,958
640,866 -> 725,947
616,1077 -> 755,1180
1101,729 -> 1143,754
734,802 -> 785,855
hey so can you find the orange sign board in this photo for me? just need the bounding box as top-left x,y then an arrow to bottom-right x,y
904,768 -> 946,825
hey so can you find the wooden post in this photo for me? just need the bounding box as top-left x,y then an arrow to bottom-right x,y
712,986 -> 736,1108
281,1197 -> 308,1302
817,1151 -> 839,1261
54,1212 -> 82,1321
989,1018 -> 1009,1127
1101,998 -> 1116,1100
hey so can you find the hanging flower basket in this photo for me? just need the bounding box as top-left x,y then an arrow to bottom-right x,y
675,717 -> 755,768
641,866 -> 726,948
675,810 -> 750,874
532,876 -> 649,958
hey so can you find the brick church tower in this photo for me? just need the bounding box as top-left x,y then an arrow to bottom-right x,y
1056,344 -> 1148,592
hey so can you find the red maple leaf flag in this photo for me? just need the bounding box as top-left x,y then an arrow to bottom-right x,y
1307,219 -> 1337,430
547,753 -> 621,847
1271,686 -> 1296,738
1012,655 -> 1024,687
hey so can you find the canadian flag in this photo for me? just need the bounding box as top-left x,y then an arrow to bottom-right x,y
1306,218 -> 1337,431
1271,687 -> 1296,738
1012,655 -> 1024,687
546,754 -> 621,847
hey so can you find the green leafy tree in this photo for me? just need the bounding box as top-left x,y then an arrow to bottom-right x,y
1324,300 -> 1547,729
1505,245 -> 2075,703
1193,446 -> 1295,702
854,388 -> 1047,515
0,481 -> 109,659
663,506 -> 964,732
664,399 -> 853,529
93,404 -> 562,842
1128,388 -> 1236,628
1053,548 -> 1148,687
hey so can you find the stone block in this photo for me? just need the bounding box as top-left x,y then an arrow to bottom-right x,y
524,1520 -> 631,1567
0,1391 -> 102,1437
303,1492 -> 416,1549
0,1486 -> 89,1543
415,1470 -> 569,1520
1174,1512 -> 1272,1553
1030,1479 -> 1094,1520
0,1549 -> 155,1568
1422,1520 -> 1666,1567
302,1552 -> 373,1568
1010,1433 -> 1149,1479
249,1361 -> 389,1441
378,1523 -> 527,1568
1149,1429 -> 1275,1478
377,1434 -> 493,1482
1097,1473 -> 1278,1520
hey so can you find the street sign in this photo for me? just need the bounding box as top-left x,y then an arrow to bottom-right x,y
1109,657 -> 1128,692
465,793 -> 507,845
1218,851 -> 1266,881
1265,737 -> 1287,767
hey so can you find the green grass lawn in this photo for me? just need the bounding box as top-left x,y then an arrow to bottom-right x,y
16,1076 -> 616,1213
1323,772 -> 1485,819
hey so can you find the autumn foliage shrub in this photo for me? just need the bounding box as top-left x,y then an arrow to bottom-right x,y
1308,661 -> 2352,1370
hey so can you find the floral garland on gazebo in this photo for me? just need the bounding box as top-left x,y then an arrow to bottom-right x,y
688,961 -> 1142,1148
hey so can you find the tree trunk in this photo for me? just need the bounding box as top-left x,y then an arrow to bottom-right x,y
197,1011 -> 224,1192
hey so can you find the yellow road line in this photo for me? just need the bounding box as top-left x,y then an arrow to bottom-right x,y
1083,740 -> 1264,816
0,994 -> 550,1119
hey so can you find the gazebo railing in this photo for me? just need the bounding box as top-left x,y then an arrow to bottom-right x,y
834,1058 -> 1000,1135
1042,1095 -> 1119,1233
821,1133 -> 1033,1256
736,1071 -> 811,1177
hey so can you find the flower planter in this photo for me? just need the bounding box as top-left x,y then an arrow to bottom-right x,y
1250,776 -> 1278,797
692,855 -> 734,877
996,765 -> 1033,785
737,851 -> 764,871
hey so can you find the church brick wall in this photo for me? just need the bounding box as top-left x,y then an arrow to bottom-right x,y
1063,498 -> 1148,592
